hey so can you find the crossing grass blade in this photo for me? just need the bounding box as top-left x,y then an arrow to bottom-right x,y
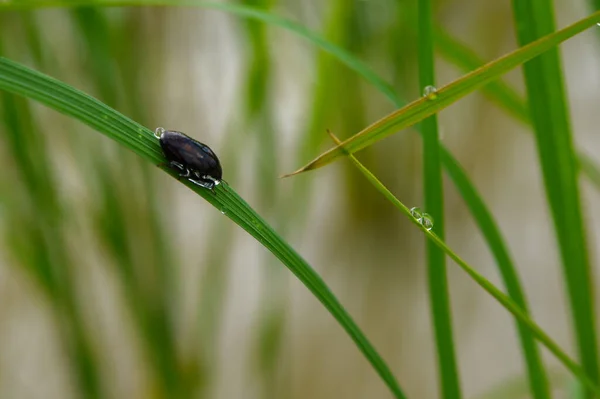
284,10 -> 600,175
432,27 -> 600,190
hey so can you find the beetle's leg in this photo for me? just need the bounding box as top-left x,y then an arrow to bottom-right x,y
202,175 -> 221,186
179,168 -> 191,178
188,177 -> 216,194
159,160 -> 186,173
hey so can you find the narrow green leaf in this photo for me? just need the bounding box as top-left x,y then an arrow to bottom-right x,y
285,10 -> 600,175
417,2 -> 462,398
0,56 -> 408,399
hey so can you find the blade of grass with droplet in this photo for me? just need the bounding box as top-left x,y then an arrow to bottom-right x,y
511,2 -> 599,398
284,10 -> 600,175
432,25 -> 600,192
432,27 -> 530,125
418,2 -> 462,398
0,56 -> 408,399
327,131 -> 599,396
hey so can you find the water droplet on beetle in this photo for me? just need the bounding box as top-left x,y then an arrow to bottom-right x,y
421,213 -> 434,231
423,85 -> 438,100
154,127 -> 166,139
410,207 -> 423,221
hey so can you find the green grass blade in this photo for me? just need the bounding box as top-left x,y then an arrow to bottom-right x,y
0,56 -> 408,399
432,27 -> 530,125
328,132 -> 599,396
511,2 -> 599,397
579,153 -> 600,189
417,2 -> 462,398
285,10 -> 600,175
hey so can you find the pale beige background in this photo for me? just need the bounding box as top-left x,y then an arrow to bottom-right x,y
1,1 -> 600,398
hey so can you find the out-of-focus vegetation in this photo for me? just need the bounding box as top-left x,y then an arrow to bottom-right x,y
1,1 -> 600,399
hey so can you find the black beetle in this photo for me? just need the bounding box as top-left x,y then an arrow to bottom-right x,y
155,127 -> 223,190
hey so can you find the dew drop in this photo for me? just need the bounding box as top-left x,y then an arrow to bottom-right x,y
154,127 -> 166,139
423,85 -> 438,100
421,213 -> 434,231
410,207 -> 423,222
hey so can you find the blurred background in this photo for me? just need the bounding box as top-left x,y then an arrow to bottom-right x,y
1,1 -> 600,398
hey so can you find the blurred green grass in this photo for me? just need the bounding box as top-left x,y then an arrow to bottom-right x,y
0,2 -> 599,399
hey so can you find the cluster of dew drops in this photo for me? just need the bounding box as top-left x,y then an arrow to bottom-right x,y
410,207 -> 434,231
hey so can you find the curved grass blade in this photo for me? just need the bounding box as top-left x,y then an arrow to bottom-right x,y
0,56 -> 408,399
285,10 -> 600,175
328,132 -> 600,396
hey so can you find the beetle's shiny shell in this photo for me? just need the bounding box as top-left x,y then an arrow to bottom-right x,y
159,130 -> 222,181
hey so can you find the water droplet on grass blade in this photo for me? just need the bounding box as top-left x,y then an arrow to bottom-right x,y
410,207 -> 434,230
410,207 -> 423,221
423,85 -> 438,100
421,213 -> 434,231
